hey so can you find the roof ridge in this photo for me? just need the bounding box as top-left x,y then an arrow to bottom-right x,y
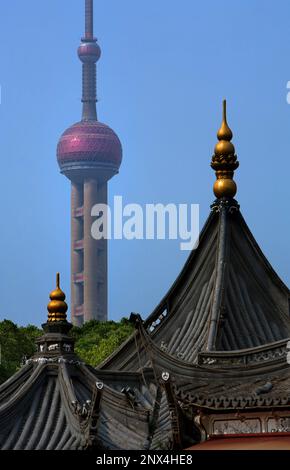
206,203 -> 231,350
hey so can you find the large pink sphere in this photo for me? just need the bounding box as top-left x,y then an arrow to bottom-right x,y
57,120 -> 122,172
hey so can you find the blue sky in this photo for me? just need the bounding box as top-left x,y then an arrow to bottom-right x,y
0,0 -> 289,326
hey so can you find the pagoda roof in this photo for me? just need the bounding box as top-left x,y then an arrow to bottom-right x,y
0,276 -> 173,450
101,101 -> 290,372
95,101 -> 290,449
0,354 -> 161,450
100,198 -> 290,371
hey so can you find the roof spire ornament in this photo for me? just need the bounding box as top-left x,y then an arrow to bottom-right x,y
47,273 -> 68,322
211,100 -> 239,199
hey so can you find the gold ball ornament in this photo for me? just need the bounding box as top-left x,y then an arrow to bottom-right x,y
213,178 -> 237,199
214,140 -> 235,157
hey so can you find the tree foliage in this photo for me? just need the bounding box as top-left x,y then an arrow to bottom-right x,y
0,318 -> 133,384
0,320 -> 41,384
71,318 -> 134,367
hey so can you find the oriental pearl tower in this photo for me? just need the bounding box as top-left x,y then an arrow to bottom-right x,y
57,0 -> 122,325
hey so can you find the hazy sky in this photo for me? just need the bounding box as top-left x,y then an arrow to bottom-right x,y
0,0 -> 289,326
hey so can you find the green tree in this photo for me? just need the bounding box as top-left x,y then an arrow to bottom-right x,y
0,320 -> 42,383
72,318 -> 134,366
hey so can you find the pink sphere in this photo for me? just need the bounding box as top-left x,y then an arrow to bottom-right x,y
57,120 -> 122,172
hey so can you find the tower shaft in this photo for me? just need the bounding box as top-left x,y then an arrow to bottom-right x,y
71,179 -> 108,324
82,62 -> 97,120
71,183 -> 84,326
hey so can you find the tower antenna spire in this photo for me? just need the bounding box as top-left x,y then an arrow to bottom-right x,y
85,0 -> 94,40
78,0 -> 101,121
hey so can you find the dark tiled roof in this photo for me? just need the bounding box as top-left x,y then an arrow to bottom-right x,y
0,357 -> 162,450
127,322 -> 290,411
100,199 -> 290,371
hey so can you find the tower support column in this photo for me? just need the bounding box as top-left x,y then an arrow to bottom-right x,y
83,179 -> 108,322
96,181 -> 108,318
71,182 -> 84,326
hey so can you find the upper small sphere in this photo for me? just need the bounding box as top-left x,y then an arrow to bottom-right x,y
57,120 -> 122,174
214,140 -> 235,157
78,41 -> 101,63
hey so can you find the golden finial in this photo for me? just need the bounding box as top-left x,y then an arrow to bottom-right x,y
217,99 -> 233,141
211,100 -> 239,199
47,273 -> 68,322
